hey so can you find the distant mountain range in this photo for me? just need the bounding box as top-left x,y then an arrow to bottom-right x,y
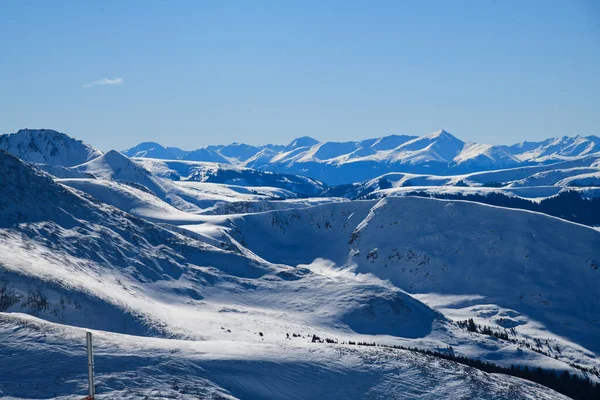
122,130 -> 600,184
2,126 -> 598,226
2,128 -> 598,186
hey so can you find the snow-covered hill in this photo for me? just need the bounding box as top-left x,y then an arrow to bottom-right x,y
57,150 -> 301,218
0,128 -> 102,166
3,127 -> 600,398
74,150 -> 171,197
0,151 -> 592,399
328,156 -> 600,196
0,150 -> 442,342
365,186 -> 600,227
134,158 -> 326,196
206,197 -> 600,364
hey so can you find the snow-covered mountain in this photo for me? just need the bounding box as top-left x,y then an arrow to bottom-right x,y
210,197 -> 600,360
320,154 -> 600,226
509,135 -> 600,162
453,143 -> 521,170
125,130 -> 600,185
0,128 -> 102,166
3,128 -> 600,399
391,129 -> 465,165
1,150 -> 596,398
74,150 -> 170,196
122,141 -> 186,159
59,150 -> 302,218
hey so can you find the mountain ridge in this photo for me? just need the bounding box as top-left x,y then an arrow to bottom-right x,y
123,130 -> 600,184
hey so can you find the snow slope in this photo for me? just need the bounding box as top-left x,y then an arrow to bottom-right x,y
60,175 -> 306,219
207,198 -> 600,365
74,150 -> 171,197
67,150 -> 301,215
0,151 -> 594,398
556,172 -> 600,187
508,167 -> 600,188
368,184 -> 600,201
58,178 -> 208,224
322,155 -> 600,202
134,157 -> 326,196
0,313 -> 572,400
0,150 -> 445,340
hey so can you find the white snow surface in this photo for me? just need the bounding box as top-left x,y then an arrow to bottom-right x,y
195,197 -> 600,370
62,150 -> 302,215
1,313 -> 570,400
1,140 -> 599,399
133,157 -> 326,196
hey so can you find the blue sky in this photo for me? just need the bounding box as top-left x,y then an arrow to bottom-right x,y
1,0 -> 599,150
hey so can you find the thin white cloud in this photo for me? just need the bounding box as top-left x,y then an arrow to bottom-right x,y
82,77 -> 123,88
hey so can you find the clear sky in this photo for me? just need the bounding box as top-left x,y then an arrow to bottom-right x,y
1,0 -> 599,151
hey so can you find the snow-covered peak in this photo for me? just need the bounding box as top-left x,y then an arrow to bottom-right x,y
287,136 -> 319,149
74,150 -> 168,197
453,143 -> 521,169
78,149 -> 135,178
427,129 -> 453,139
209,142 -> 264,162
392,129 -> 465,164
0,128 -> 102,167
244,147 -> 278,166
123,141 -> 162,152
122,141 -> 184,160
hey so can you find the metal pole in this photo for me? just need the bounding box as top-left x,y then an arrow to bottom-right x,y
86,332 -> 95,399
